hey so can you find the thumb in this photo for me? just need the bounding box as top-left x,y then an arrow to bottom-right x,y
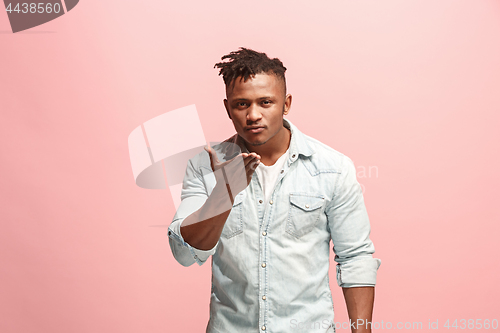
204,145 -> 219,170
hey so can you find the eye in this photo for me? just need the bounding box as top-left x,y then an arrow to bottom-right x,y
262,100 -> 272,105
234,101 -> 247,109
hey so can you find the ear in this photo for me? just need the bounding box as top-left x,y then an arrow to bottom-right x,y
224,99 -> 232,120
283,94 -> 292,115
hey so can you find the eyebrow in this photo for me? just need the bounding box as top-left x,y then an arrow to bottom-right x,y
232,96 -> 274,101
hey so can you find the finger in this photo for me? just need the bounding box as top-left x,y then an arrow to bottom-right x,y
222,152 -> 252,170
243,155 -> 259,168
209,145 -> 221,164
205,145 -> 221,165
245,159 -> 260,173
244,153 -> 261,165
251,160 -> 260,170
204,146 -> 216,170
228,152 -> 258,163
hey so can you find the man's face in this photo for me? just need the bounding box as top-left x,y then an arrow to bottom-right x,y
224,72 -> 292,149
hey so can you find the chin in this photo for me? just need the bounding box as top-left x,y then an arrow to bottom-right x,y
246,140 -> 267,147
240,132 -> 269,147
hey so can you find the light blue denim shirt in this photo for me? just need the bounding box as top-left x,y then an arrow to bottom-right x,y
168,118 -> 381,333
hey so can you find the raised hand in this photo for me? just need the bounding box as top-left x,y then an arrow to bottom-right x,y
204,144 -> 261,202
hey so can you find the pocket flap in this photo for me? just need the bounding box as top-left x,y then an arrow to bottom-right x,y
289,193 -> 324,211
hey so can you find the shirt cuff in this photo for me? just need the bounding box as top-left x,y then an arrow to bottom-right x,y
340,283 -> 375,288
168,219 -> 218,265
336,257 -> 381,287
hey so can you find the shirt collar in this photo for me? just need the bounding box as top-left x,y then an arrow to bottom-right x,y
284,118 -> 315,158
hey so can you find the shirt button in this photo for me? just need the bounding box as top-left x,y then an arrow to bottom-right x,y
262,231 -> 267,236
280,169 -> 284,173
168,231 -> 171,236
269,200 -> 273,205
305,204 -> 309,208
262,326 -> 266,331
261,263 -> 266,268
193,255 -> 198,259
259,199 -> 263,204
292,154 -> 296,158
262,295 -> 266,300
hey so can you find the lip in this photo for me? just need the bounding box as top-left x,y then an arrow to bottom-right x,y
246,127 -> 265,133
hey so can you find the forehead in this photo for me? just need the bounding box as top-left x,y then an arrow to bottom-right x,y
226,73 -> 284,99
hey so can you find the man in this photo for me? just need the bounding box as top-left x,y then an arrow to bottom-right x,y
168,47 -> 381,333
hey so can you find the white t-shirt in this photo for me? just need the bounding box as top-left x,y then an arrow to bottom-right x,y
254,148 -> 290,204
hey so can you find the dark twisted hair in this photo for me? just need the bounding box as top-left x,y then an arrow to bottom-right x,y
214,47 -> 287,94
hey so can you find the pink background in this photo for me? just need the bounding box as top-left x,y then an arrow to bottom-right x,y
1,0 -> 499,332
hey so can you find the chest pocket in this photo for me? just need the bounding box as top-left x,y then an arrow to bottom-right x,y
221,192 -> 245,239
286,192 -> 325,238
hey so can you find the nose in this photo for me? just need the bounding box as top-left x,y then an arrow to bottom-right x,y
246,103 -> 262,123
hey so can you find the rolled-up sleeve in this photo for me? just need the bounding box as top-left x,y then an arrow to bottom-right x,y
325,155 -> 381,287
168,157 -> 218,267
